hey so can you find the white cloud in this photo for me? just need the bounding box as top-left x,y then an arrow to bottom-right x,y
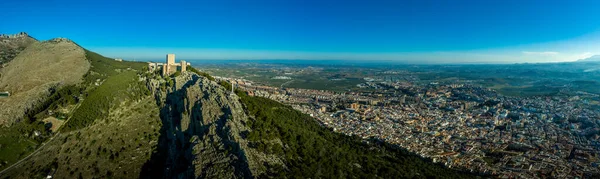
521,51 -> 559,55
573,52 -> 594,60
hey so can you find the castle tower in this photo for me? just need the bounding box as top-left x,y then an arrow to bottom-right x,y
162,64 -> 168,76
181,60 -> 187,72
167,54 -> 175,65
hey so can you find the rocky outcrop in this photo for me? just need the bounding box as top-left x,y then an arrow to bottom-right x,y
0,32 -> 30,39
142,72 -> 274,178
0,32 -> 37,67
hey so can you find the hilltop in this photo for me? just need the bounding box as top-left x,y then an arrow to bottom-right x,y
0,37 -> 89,125
0,32 -> 37,68
0,33 -> 148,174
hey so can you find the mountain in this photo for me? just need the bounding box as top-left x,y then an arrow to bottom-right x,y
0,38 -> 90,125
0,34 -> 148,176
0,32 -> 37,68
577,55 -> 600,62
0,33 -> 476,178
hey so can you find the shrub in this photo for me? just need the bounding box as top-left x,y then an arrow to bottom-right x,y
63,71 -> 149,132
236,90 -> 476,178
188,66 -> 215,81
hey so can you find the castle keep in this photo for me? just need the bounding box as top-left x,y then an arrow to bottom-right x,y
148,54 -> 189,76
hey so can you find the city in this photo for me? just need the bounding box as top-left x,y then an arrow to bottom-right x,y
220,72 -> 600,178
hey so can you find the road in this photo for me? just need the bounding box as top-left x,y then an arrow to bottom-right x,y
0,103 -> 78,176
280,80 -> 295,89
0,132 -> 61,175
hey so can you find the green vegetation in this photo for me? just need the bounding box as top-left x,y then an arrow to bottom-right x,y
203,65 -> 364,91
25,49 -> 148,125
496,86 -> 561,97
1,48 -> 156,176
188,66 -> 215,81
171,71 -> 181,77
2,48 -> 159,177
82,50 -> 146,84
0,121 -> 48,170
222,79 -> 475,178
0,76 -> 86,172
24,85 -> 82,122
61,50 -> 149,131
63,71 -> 150,131
201,62 -> 600,96
3,97 -> 162,178
165,77 -> 174,88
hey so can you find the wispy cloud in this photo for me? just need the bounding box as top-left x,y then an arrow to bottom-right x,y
83,30 -> 600,64
573,52 -> 594,60
522,51 -> 559,55
88,44 -> 596,64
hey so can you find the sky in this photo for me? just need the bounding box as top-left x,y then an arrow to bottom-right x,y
1,0 -> 600,63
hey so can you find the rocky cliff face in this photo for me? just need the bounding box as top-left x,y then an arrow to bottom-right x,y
142,72 -> 276,178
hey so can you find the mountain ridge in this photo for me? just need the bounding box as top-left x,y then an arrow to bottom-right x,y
0,32 -> 37,67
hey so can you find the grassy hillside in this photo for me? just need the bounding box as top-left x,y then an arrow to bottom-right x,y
81,50 -> 146,84
2,50 -> 156,178
0,121 -> 47,171
0,39 -> 89,125
188,66 -> 215,81
62,49 -> 149,131
3,96 -> 162,179
62,70 -> 150,131
0,39 -> 90,171
0,48 -> 148,172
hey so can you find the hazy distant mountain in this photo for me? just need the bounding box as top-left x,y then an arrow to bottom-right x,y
578,55 -> 600,62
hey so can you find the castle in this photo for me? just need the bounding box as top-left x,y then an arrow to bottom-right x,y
148,54 -> 189,76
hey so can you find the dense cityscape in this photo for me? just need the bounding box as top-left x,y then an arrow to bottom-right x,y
219,74 -> 600,178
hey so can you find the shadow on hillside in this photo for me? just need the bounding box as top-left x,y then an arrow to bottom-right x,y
139,75 -> 199,178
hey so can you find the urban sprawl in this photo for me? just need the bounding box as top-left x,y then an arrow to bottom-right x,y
219,74 -> 600,178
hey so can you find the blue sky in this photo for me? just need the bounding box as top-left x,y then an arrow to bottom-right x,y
1,0 -> 600,63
